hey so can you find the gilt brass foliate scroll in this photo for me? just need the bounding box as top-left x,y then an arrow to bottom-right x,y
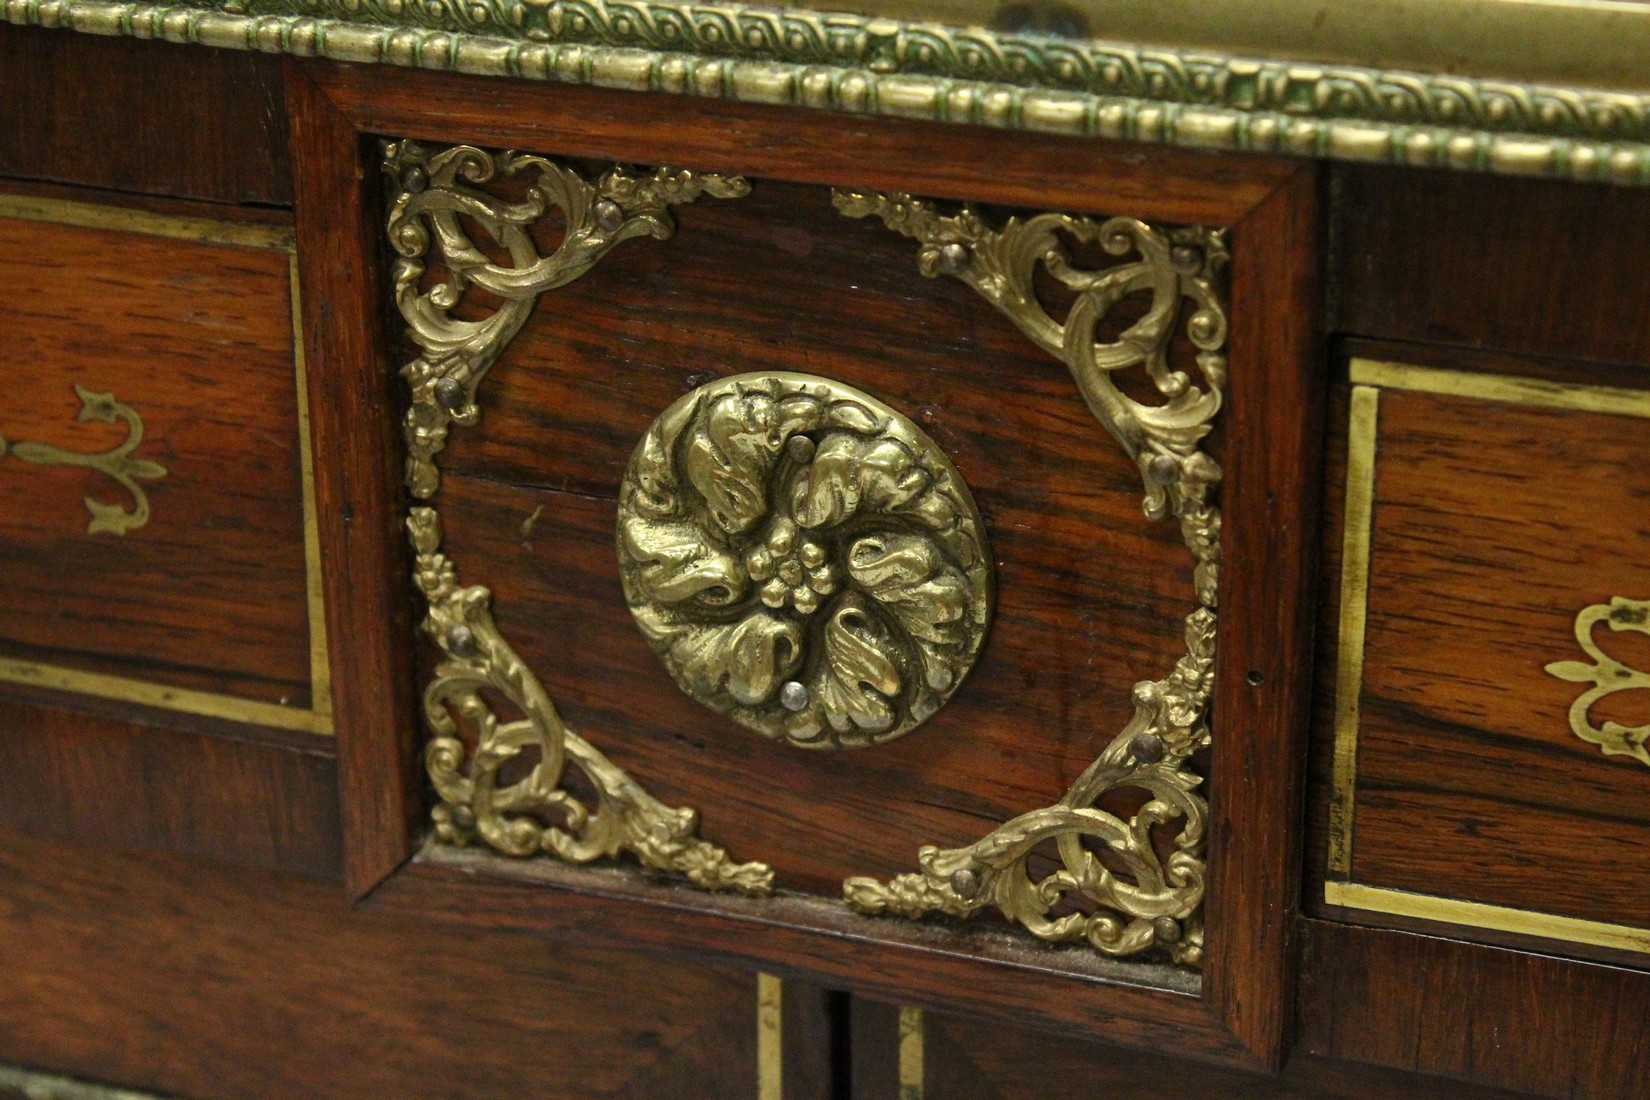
834,191 -> 1226,965
617,373 -> 993,749
387,140 -> 771,893
0,384 -> 167,535
1547,597 -> 1650,766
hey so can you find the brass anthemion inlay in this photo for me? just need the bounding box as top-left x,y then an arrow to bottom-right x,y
1547,597 -> 1650,767
617,372 -> 993,749
833,191 -> 1226,965
388,140 -> 771,893
0,383 -> 167,536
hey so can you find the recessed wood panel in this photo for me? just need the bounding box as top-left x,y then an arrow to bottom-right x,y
0,197 -> 328,734
424,177 -> 1197,897
1317,354 -> 1650,960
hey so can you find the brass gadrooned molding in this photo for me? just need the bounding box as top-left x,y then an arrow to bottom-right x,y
836,191 -> 1224,965
389,140 -> 771,893
11,0 -> 1650,186
1547,597 -> 1650,767
0,383 -> 167,536
617,371 -> 993,750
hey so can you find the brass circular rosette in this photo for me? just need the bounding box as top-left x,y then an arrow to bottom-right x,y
617,372 -> 994,749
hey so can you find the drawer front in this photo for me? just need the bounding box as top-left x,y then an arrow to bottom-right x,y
1322,356 -> 1650,960
0,194 -> 329,735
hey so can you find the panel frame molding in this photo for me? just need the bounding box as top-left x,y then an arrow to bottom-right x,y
290,59 -> 1324,1070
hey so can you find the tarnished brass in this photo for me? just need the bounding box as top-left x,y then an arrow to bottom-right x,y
757,973 -> 783,1100
0,384 -> 167,536
1547,598 -> 1650,768
837,191 -> 1224,965
388,141 -> 769,891
617,372 -> 993,749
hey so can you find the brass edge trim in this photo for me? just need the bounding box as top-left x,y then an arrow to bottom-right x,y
0,657 -> 335,734
0,1064 -> 172,1100
1323,880 -> 1650,956
289,251 -> 334,729
0,192 -> 295,250
1327,385 -> 1380,878
897,1006 -> 924,1100
757,973 -> 783,1100
1350,358 -> 1650,418
0,197 -> 332,735
9,0 -> 1650,186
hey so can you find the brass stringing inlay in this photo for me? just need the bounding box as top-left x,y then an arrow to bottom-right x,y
834,191 -> 1226,965
617,372 -> 993,749
1547,597 -> 1650,767
388,140 -> 772,894
0,383 -> 167,535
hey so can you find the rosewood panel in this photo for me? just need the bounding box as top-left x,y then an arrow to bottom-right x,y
0,25 -> 291,206
0,826 -> 829,1100
0,694 -> 340,879
0,193 -> 328,734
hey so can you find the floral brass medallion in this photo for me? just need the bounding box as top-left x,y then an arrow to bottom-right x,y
617,372 -> 994,749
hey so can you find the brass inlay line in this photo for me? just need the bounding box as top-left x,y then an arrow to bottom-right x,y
1324,881 -> 1650,956
0,658 -> 334,735
0,194 -> 332,735
1327,385 -> 1381,877
1350,358 -> 1650,419
1328,358 -> 1650,949
898,1007 -> 924,1100
757,973 -> 783,1100
0,193 -> 296,251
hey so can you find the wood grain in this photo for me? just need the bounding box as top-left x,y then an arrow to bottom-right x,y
1339,378 -> 1650,927
864,1000 -> 1544,1100
286,64 -> 421,896
0,825 -> 793,1100
307,61 -> 1299,225
0,207 -> 316,710
0,696 -> 340,879
1299,918 -> 1650,1100
0,25 -> 290,206
1332,164 -> 1650,369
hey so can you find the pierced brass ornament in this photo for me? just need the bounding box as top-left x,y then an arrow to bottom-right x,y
1546,597 -> 1650,767
0,383 -> 167,536
835,190 -> 1226,965
388,140 -> 770,892
617,372 -> 993,749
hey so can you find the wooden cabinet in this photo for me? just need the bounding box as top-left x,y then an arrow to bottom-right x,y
2,17 -> 1647,1100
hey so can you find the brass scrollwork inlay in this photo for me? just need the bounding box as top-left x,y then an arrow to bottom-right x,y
835,191 -> 1226,965
618,372 -> 993,749
0,383 -> 167,536
388,140 -> 770,892
1546,597 -> 1650,767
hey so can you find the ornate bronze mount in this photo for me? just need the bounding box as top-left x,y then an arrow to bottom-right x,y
1547,597 -> 1650,767
834,191 -> 1226,965
0,384 -> 167,536
617,372 -> 994,749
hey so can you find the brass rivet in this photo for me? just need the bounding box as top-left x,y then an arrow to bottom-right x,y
949,868 -> 981,898
1153,916 -> 1182,943
446,624 -> 478,657
780,681 -> 810,711
433,377 -> 466,412
1130,732 -> 1166,763
594,199 -> 625,233
1146,453 -> 1181,485
786,434 -> 817,463
1169,244 -> 1204,274
937,241 -> 971,274
452,804 -> 477,829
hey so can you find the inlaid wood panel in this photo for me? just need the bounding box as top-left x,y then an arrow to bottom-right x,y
1313,353 -> 1650,962
0,194 -> 328,734
421,176 -> 1198,897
